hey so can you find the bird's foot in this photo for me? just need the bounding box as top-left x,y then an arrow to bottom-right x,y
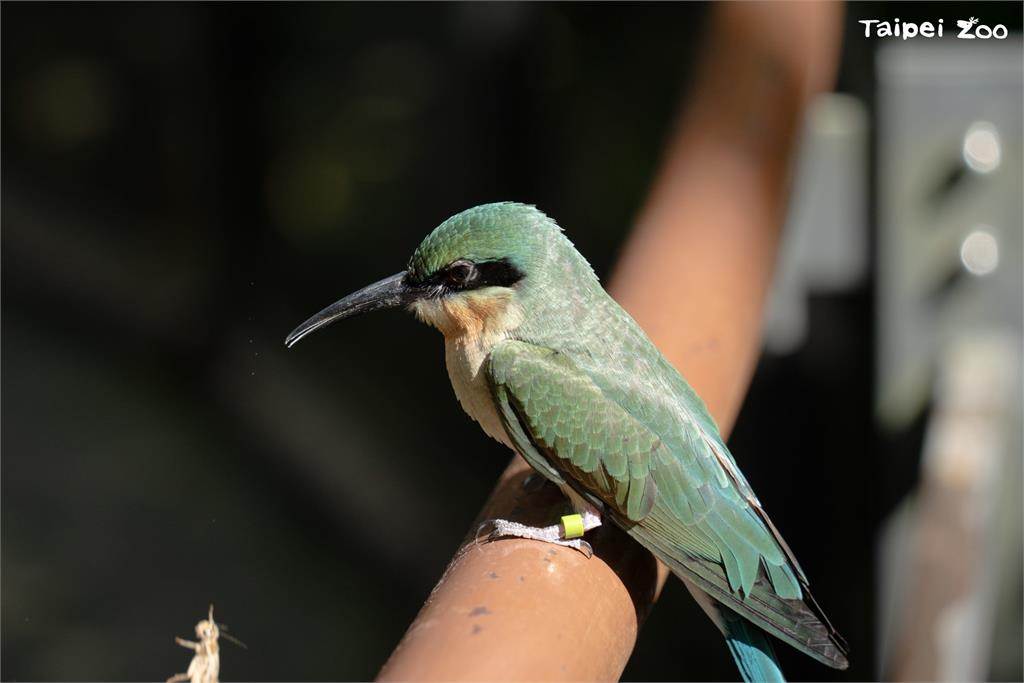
481,519 -> 593,557
478,509 -> 602,558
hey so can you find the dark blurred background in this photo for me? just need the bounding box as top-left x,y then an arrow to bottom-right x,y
2,3 -> 1021,681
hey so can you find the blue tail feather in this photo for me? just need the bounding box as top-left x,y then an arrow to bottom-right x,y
722,613 -> 786,683
682,579 -> 787,682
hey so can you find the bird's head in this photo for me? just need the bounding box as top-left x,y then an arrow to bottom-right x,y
285,202 -> 594,347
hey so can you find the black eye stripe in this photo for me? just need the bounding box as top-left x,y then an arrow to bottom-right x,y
473,259 -> 524,289
419,258 -> 524,294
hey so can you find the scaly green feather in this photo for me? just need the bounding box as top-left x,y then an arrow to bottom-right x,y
487,335 -> 845,668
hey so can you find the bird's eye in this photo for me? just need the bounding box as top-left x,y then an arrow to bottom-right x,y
446,262 -> 473,287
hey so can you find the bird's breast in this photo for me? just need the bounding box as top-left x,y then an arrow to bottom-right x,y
411,290 -> 523,448
444,335 -> 512,447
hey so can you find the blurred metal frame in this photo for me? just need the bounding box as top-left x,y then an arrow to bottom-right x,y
874,37 -> 1023,681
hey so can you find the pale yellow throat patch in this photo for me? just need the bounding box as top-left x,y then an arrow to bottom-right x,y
411,289 -> 524,446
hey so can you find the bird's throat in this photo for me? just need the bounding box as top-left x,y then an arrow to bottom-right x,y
411,289 -> 521,341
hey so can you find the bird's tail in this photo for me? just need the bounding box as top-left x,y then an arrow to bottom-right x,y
722,610 -> 786,683
682,578 -> 786,683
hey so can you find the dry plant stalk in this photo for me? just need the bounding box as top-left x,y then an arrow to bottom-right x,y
168,605 -> 221,683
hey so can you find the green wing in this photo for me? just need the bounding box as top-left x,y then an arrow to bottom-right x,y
486,340 -> 848,669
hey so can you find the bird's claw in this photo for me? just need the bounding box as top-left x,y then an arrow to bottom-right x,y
573,539 -> 594,559
520,472 -> 548,493
474,519 -> 497,546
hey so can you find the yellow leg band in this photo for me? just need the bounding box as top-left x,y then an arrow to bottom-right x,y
561,514 -> 585,539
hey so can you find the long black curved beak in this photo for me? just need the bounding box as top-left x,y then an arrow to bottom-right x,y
285,271 -> 419,348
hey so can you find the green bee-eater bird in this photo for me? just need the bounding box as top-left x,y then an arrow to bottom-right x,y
286,202 -> 849,682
